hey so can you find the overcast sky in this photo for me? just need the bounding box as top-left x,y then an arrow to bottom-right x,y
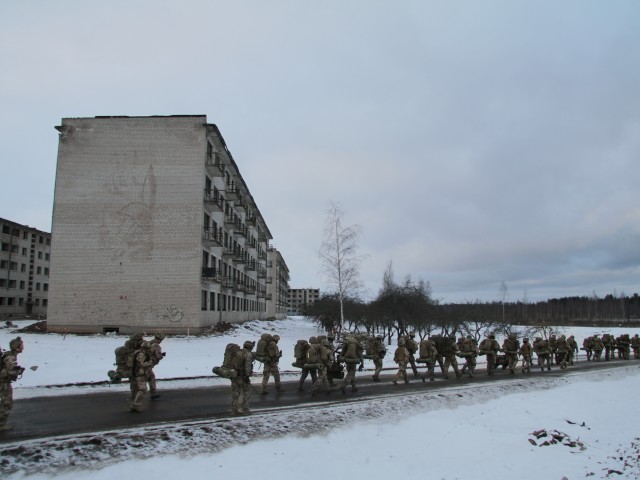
1,1 -> 639,303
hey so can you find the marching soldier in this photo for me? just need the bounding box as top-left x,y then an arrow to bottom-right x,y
0,337 -> 25,431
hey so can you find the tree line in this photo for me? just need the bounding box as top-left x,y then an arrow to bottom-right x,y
305,274 -> 640,344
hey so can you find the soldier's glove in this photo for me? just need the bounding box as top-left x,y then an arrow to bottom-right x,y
358,363 -> 364,372
162,352 -> 167,357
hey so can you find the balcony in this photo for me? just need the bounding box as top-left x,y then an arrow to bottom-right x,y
246,215 -> 256,226
203,189 -> 224,212
246,259 -> 257,271
201,267 -> 222,283
257,268 -> 267,279
206,152 -> 224,177
225,183 -> 240,201
202,228 -> 223,247
266,276 -> 273,284
234,225 -> 248,238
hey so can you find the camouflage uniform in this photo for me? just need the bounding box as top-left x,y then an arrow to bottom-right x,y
533,337 -> 551,371
148,334 -> 165,399
459,336 -> 478,378
549,335 -> 558,365
0,337 -> 25,431
592,336 -> 604,361
602,334 -> 615,361
441,334 -> 461,379
371,335 -> 387,382
631,334 -> 640,359
480,334 -> 501,375
518,338 -> 533,373
555,335 -> 570,369
231,341 -> 255,415
567,335 -> 578,365
392,339 -> 409,385
583,336 -> 593,361
340,337 -> 363,393
418,337 -> 438,382
617,334 -> 631,360
404,333 -> 419,378
130,342 -> 153,412
298,337 -> 318,392
261,335 -> 284,394
502,334 -> 520,374
313,340 -> 333,395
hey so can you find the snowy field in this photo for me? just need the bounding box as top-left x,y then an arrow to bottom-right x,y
1,317 -> 640,479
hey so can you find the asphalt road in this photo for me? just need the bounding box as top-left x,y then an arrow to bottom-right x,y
1,358 -> 637,444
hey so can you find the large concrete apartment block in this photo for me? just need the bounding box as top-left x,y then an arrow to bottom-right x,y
48,115 -> 288,334
287,288 -> 320,316
0,218 -> 51,319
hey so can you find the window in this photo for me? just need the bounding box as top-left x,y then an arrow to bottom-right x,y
20,281 -> 25,289
22,231 -> 27,240
46,238 -> 50,246
209,292 -> 215,311
0,279 -> 5,287
38,252 -> 42,259
43,283 -> 48,291
9,262 -> 16,271
0,260 -> 6,269
18,298 -> 24,306
0,297 -> 4,305
39,236 -> 43,244
0,243 -> 8,252
45,253 -> 50,261
36,283 -> 41,291
21,264 -> 26,273
37,266 -> 42,274
7,297 -> 15,306
201,290 -> 207,311
22,248 -> 27,256
1,225 -> 9,235
42,299 -> 48,307
34,298 -> 39,306
8,280 -> 16,289
44,268 -> 49,276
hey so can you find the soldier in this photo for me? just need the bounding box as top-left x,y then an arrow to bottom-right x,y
583,336 -> 594,361
533,337 -> 551,371
441,334 -> 462,379
371,335 -> 387,382
130,341 -> 153,413
480,333 -> 501,375
261,334 -> 284,395
313,339 -> 333,396
592,335 -> 604,361
555,335 -> 570,369
567,335 -> 579,366
231,341 -> 255,416
602,334 -> 614,361
297,337 -> 318,392
459,336 -> 478,378
518,337 -> 533,373
0,337 -> 25,431
325,335 -> 338,386
418,336 -> 439,382
392,338 -> 410,385
502,333 -> 520,374
631,334 -> 640,359
549,335 -> 558,365
148,333 -> 166,400
617,334 -> 631,360
340,336 -> 363,393
404,332 -> 419,379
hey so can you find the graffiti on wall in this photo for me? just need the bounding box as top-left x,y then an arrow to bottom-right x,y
100,164 -> 157,262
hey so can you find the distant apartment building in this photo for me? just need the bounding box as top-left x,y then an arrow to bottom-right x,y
48,115 -> 288,334
266,247 -> 290,319
0,218 -> 51,319
287,288 -> 320,316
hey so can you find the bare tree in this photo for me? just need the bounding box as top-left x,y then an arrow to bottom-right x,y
319,201 -> 366,340
499,281 -> 509,324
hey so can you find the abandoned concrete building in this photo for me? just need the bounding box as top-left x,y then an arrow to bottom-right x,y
48,115 -> 289,334
0,217 -> 51,320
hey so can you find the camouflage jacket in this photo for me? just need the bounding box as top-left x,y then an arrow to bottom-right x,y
0,352 -> 23,382
133,350 -> 153,378
150,341 -> 164,366
394,345 -> 409,364
265,341 -> 282,363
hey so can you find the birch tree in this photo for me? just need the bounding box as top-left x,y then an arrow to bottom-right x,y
319,201 -> 365,340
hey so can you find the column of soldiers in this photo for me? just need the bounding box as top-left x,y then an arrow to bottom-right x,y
2,330 -> 640,427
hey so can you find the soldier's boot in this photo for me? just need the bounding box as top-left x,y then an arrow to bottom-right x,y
340,385 -> 347,393
297,380 -> 304,392
421,374 -> 426,383
275,384 -> 285,393
352,386 -> 358,392
261,388 -> 268,395
151,393 -> 161,400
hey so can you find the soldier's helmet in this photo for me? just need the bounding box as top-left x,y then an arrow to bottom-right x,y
489,334 -> 495,339
560,335 -> 566,340
243,340 -> 255,350
449,334 -> 456,340
398,338 -> 406,346
273,335 -> 280,342
130,333 -> 143,343
523,337 -> 529,342
376,334 -> 383,339
141,341 -> 152,349
154,333 -> 165,341
309,336 -> 318,344
467,335 -> 473,340
9,336 -> 23,351
410,331 -> 416,337
536,336 -> 542,341
509,333 -> 516,338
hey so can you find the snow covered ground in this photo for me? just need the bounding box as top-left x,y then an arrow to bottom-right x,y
2,317 -> 640,479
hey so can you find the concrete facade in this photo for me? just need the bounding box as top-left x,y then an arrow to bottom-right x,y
0,218 -> 51,319
287,288 -> 320,316
48,115 -> 288,334
266,247 -> 290,319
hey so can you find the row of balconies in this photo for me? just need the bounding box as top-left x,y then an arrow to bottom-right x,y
200,268 -> 270,298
